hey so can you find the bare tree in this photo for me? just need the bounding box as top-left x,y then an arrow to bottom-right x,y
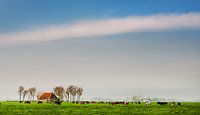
28,87 -> 36,101
65,88 -> 70,102
71,86 -> 78,102
76,87 -> 83,102
67,85 -> 75,102
22,90 -> 28,101
28,88 -> 31,101
53,86 -> 64,101
31,87 -> 36,101
66,85 -> 83,102
18,86 -> 24,102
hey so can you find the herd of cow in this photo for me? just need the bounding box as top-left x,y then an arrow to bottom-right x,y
77,101 -> 181,106
20,100 -> 181,107
78,101 -> 129,105
157,101 -> 181,106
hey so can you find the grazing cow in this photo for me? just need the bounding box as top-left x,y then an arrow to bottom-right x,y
145,100 -> 151,106
123,101 -> 129,105
72,101 -> 79,104
91,101 -> 96,104
98,101 -> 104,104
157,102 -> 168,106
80,101 -> 85,105
170,102 -> 181,107
37,101 -> 43,104
177,102 -> 181,106
169,102 -> 176,106
25,101 -> 31,104
19,101 -> 23,104
54,100 -> 62,105
80,101 -> 90,105
135,101 -> 141,104
85,101 -> 90,104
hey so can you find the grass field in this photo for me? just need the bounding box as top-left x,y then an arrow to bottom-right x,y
0,101 -> 200,115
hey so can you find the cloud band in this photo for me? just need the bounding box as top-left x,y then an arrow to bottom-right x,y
0,12 -> 200,45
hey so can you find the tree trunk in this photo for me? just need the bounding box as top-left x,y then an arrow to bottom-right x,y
77,95 -> 80,102
23,95 -> 25,101
32,95 -> 35,101
67,94 -> 69,102
19,94 -> 21,102
73,95 -> 75,101
28,94 -> 31,101
70,95 -> 73,102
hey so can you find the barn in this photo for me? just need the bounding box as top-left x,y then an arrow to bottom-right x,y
37,92 -> 59,102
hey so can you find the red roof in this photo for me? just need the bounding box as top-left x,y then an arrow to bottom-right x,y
38,92 -> 53,100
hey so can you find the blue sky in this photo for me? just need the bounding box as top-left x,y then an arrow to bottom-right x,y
1,0 -> 200,33
0,0 -> 200,101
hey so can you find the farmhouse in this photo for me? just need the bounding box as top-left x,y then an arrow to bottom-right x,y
37,92 -> 59,102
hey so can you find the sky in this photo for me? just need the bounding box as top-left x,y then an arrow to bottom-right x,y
0,0 -> 200,101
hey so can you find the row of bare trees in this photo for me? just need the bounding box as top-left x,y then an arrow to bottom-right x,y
54,85 -> 83,102
18,86 -> 36,102
66,85 -> 83,102
18,85 -> 83,102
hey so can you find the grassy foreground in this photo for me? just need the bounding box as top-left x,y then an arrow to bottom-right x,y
0,101 -> 200,115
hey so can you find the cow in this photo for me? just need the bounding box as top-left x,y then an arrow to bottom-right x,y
169,102 -> 181,107
177,102 -> 181,106
98,101 -> 104,104
80,101 -> 85,105
91,101 -> 96,104
72,101 -> 79,104
54,100 -> 62,105
85,101 -> 90,104
19,101 -> 23,104
145,100 -> 151,106
135,101 -> 141,104
123,101 -> 129,105
37,101 -> 43,104
157,102 -> 168,106
80,101 -> 90,105
24,101 -> 31,104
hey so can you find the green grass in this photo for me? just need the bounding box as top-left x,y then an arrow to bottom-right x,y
0,101 -> 200,115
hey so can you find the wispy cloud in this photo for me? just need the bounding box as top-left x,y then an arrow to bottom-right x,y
0,12 -> 200,45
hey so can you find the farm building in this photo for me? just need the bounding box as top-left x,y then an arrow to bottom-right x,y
37,92 -> 59,102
